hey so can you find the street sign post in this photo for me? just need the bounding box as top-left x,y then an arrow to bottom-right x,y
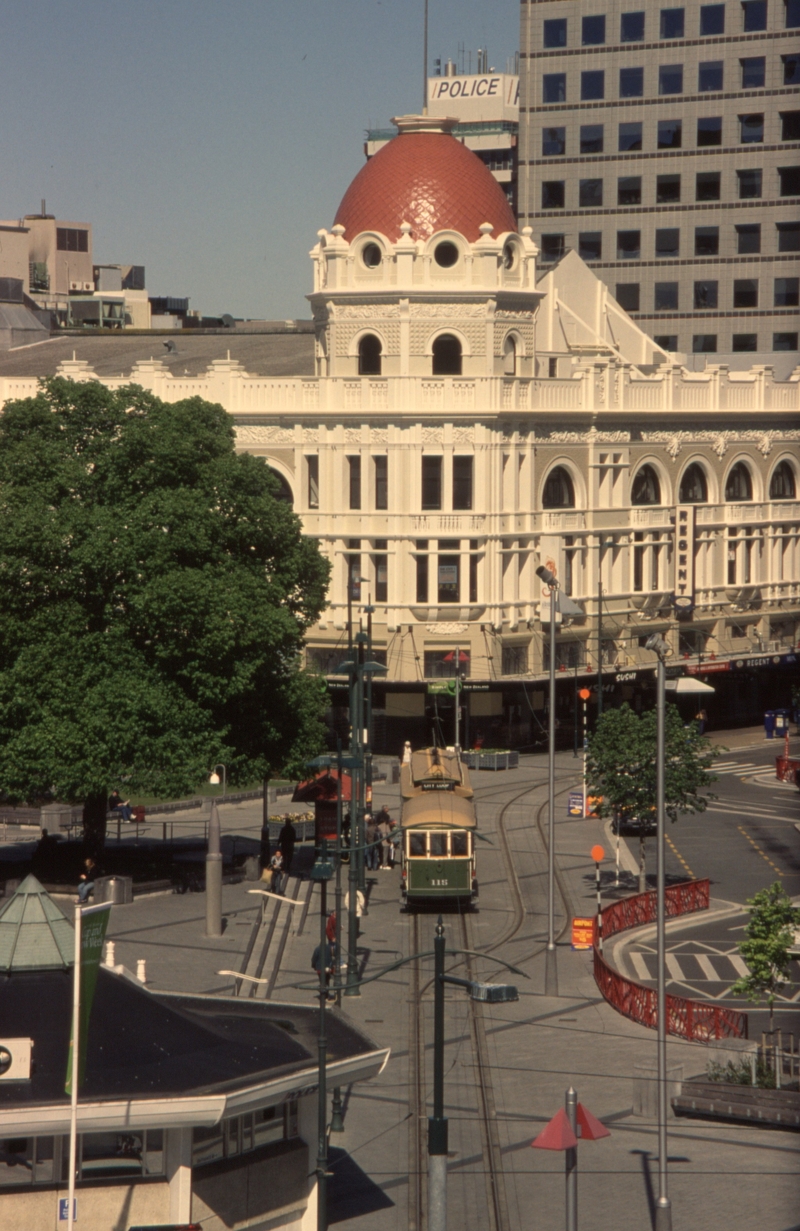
567,791 -> 584,817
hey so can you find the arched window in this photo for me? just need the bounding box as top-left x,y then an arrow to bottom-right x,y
631,464 -> 661,505
679,463 -> 707,504
503,335 -> 517,376
769,460 -> 796,500
725,462 -> 753,501
432,334 -> 462,376
542,466 -> 575,509
358,334 -> 382,376
267,468 -> 293,506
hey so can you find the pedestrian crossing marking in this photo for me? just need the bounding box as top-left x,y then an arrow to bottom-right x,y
665,953 -> 684,981
696,954 -> 719,980
630,951 -> 651,982
706,805 -> 792,823
729,954 -> 749,978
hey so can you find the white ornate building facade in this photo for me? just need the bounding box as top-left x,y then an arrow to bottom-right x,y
2,116 -> 798,746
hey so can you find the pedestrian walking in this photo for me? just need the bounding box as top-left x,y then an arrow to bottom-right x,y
311,938 -> 335,1000
377,814 -> 392,869
269,848 -> 285,895
278,815 -> 297,875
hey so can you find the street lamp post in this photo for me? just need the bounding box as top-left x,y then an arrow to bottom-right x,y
596,539 -> 615,716
332,645 -> 387,996
645,632 -> 672,1231
310,841 -> 334,1231
205,799 -> 223,938
428,917 -> 518,1231
536,564 -> 559,997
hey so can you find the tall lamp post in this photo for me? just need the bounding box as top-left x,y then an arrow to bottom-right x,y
536,564 -> 583,997
596,539 -> 615,716
310,842 -> 334,1231
644,632 -> 672,1231
428,917 -> 519,1231
334,645 -> 386,995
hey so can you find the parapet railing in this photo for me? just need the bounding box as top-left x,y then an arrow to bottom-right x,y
593,878 -> 749,1041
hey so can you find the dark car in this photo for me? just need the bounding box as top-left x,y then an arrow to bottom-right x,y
611,811 -> 657,836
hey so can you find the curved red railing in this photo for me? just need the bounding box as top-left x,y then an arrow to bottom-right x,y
593,879 -> 748,1041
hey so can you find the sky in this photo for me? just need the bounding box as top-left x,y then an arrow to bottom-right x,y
1,1 -> 518,321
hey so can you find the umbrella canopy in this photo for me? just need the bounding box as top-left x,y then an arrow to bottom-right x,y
666,677 -> 716,694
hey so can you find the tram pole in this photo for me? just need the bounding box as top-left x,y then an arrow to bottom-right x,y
536,564 -> 559,998
429,916 -> 448,1231
646,634 -> 672,1231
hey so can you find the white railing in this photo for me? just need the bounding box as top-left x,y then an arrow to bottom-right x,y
0,357 -> 797,420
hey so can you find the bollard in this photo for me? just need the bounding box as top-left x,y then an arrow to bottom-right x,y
206,799 -> 223,937
104,941 -> 115,968
136,958 -> 147,983
565,1087 -> 577,1231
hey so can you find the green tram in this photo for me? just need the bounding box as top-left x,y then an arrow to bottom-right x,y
400,747 -> 478,906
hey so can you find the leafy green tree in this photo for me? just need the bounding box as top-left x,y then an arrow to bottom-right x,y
0,378 -> 330,852
732,882 -> 799,1033
585,702 -> 718,888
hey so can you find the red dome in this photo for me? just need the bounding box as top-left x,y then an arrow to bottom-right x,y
333,128 -> 517,244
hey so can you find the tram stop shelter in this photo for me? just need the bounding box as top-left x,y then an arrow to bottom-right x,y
0,876 -> 388,1231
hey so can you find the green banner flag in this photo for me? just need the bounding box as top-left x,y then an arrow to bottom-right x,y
65,902 -> 112,1095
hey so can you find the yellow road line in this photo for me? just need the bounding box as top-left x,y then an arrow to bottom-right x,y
665,833 -> 694,879
737,825 -> 783,876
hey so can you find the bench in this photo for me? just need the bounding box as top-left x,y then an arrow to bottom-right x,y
672,1079 -> 800,1130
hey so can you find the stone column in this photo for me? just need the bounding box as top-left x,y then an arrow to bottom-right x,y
166,1127 -> 193,1224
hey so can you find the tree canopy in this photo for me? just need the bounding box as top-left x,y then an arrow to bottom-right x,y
0,378 -> 330,846
586,702 -> 717,825
732,881 -> 799,1032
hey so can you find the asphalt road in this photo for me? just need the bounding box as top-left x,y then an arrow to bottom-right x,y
628,738 -> 800,904
613,737 -> 800,1034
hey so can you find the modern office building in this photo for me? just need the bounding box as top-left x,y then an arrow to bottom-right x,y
3,116 -> 797,749
0,204 -> 150,332
366,55 -> 520,211
518,0 -> 800,362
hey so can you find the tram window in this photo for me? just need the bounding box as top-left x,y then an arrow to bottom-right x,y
409,833 -> 427,856
429,832 -> 448,857
451,831 -> 468,856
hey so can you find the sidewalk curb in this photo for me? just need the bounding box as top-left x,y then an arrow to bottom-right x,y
602,817 -> 639,876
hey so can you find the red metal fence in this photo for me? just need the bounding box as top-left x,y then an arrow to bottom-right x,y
593,879 -> 748,1041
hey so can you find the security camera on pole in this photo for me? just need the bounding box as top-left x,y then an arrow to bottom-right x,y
536,564 -> 584,998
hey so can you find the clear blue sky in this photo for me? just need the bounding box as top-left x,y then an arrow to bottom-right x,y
1,1 -> 518,320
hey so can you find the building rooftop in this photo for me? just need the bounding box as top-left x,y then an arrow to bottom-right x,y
0,331 -> 315,380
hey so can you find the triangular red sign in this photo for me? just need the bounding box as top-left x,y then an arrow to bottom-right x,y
531,1107 -> 577,1151
576,1103 -> 611,1141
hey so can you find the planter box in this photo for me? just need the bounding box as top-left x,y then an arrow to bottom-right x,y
672,1079 -> 800,1130
462,750 -> 519,772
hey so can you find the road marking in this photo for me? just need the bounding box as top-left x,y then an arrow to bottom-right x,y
630,951 -> 651,981
665,953 -> 684,981
706,805 -> 793,823
696,954 -> 719,980
737,824 -> 783,875
665,833 -> 694,879
729,954 -> 749,978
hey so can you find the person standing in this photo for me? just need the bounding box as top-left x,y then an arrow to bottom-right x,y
377,812 -> 392,870
278,815 -> 297,876
365,813 -> 378,871
270,848 -> 284,896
